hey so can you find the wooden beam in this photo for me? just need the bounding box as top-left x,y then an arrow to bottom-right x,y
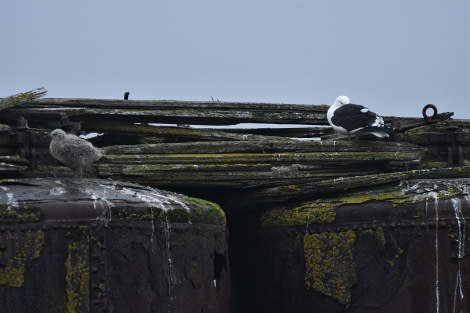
1,98 -> 447,130
246,167 -> 470,206
0,98 -> 330,126
95,140 -> 424,192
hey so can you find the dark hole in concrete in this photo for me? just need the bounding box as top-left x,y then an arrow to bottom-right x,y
213,250 -> 226,281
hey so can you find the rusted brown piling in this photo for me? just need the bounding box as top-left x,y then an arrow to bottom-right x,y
231,179 -> 470,313
0,179 -> 229,313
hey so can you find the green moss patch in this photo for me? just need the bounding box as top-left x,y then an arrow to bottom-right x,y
261,201 -> 336,228
116,196 -> 225,226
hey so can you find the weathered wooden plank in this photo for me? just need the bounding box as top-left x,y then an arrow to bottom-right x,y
5,98 -> 326,110
96,163 -> 388,189
85,122 -> 333,141
216,126 -> 332,138
87,123 -> 294,143
104,140 -> 424,155
0,98 -> 446,130
98,163 -> 382,176
0,88 -> 47,110
244,166 -> 470,205
0,98 -> 330,126
0,96 -> 463,210
102,151 -> 423,165
4,107 -> 325,126
0,156 -> 30,176
95,140 -> 425,191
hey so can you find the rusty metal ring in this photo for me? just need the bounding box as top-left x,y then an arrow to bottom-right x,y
422,104 -> 437,120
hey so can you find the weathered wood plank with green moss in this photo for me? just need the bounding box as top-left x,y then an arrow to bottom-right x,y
0,97 -> 466,209
103,150 -> 422,165
0,98 -> 330,126
245,167 -> 470,205
104,139 -> 423,155
0,98 -> 451,130
86,122 -> 333,142
93,140 -> 425,191
90,123 -> 302,144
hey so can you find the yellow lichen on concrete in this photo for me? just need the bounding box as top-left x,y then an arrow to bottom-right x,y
0,206 -> 42,222
303,230 -> 356,306
0,230 -> 45,287
361,227 -> 386,248
66,237 -> 90,313
338,190 -> 412,207
375,227 -> 386,248
261,201 -> 336,228
278,184 -> 302,194
384,233 -> 404,267
360,227 -> 404,268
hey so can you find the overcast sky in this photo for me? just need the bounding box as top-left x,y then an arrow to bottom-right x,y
1,1 -> 469,118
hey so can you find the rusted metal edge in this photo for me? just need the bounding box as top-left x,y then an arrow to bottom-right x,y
0,178 -> 225,225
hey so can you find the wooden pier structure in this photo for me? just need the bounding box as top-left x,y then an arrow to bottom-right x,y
0,94 -> 469,313
0,97 -> 467,206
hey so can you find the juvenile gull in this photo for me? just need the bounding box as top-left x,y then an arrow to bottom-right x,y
327,95 -> 393,139
49,129 -> 104,178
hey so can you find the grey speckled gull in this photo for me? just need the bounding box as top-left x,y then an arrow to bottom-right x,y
49,129 -> 104,179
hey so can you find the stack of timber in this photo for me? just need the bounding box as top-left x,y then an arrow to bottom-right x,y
0,97 -> 469,210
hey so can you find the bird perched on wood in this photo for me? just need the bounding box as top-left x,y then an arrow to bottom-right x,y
49,129 -> 104,179
327,95 -> 394,139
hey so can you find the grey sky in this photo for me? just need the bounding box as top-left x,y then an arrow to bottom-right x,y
1,0 -> 469,118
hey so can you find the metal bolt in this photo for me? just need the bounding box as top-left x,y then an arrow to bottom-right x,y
60,114 -> 72,129
17,117 -> 29,130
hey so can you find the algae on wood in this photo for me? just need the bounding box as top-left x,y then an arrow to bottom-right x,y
0,97 -> 466,209
97,140 -> 424,191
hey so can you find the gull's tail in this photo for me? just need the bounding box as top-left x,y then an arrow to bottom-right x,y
362,126 -> 395,138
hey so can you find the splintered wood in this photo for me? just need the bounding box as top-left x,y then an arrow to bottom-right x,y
0,97 -> 468,208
